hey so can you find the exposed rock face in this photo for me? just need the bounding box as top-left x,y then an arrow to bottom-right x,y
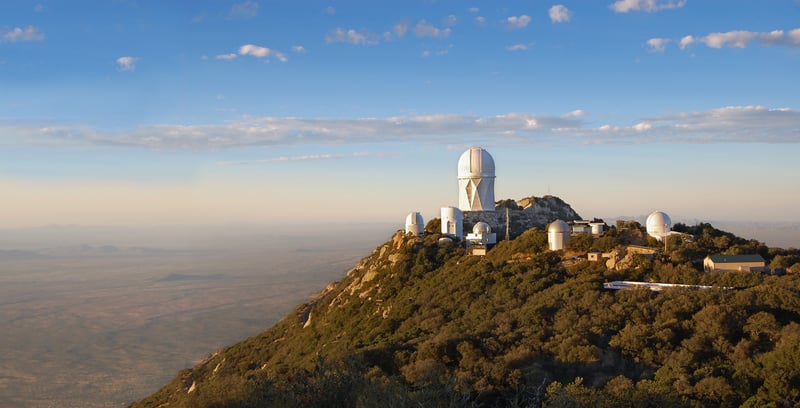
464,195 -> 582,238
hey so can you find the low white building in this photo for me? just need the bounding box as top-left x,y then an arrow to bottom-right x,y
703,254 -> 766,273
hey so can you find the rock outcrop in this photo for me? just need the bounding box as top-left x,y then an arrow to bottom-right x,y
464,195 -> 582,238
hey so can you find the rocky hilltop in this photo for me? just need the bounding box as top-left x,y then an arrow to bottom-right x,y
465,195 -> 582,238
133,199 -> 800,408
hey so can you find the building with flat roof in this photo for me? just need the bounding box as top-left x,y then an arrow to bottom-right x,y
704,254 -> 766,273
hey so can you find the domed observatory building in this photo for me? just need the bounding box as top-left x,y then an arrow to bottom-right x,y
646,211 -> 672,241
405,212 -> 425,236
440,206 -> 464,239
547,220 -> 570,251
466,222 -> 497,256
458,147 -> 496,212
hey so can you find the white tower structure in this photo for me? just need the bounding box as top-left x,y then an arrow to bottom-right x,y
405,212 -> 425,236
646,211 -> 672,241
547,220 -> 570,251
440,206 -> 464,239
457,147 -> 496,212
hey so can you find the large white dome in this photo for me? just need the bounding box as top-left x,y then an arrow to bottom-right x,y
646,211 -> 672,241
457,147 -> 495,179
457,147 -> 496,212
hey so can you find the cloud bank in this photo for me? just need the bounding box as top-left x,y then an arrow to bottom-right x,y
4,106 -> 799,151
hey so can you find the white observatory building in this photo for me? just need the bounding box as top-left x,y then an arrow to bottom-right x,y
466,222 -> 497,255
405,212 -> 425,236
547,220 -> 570,251
646,211 -> 672,241
440,206 -> 464,239
458,147 -> 496,212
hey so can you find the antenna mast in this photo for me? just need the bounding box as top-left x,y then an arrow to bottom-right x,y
505,207 -> 510,241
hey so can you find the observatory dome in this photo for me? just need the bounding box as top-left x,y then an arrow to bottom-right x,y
458,147 -> 496,179
473,222 -> 492,235
646,211 -> 672,241
457,147 -> 496,212
547,220 -> 569,233
405,212 -> 424,236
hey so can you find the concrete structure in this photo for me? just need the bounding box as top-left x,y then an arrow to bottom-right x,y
547,220 -> 570,251
405,212 -> 424,236
704,254 -> 766,273
588,252 -> 602,262
457,147 -> 496,212
440,206 -> 464,239
646,211 -> 672,241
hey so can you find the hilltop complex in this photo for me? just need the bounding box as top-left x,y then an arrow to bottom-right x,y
405,147 -> 672,256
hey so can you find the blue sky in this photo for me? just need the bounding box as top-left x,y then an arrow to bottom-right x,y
1,0 -> 799,234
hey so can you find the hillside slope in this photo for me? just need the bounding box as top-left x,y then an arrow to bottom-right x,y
134,218 -> 800,407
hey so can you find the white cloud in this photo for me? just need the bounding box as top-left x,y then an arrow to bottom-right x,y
10,106 -> 799,151
215,53 -> 238,60
444,15 -> 458,27
229,1 -> 259,19
646,37 -> 670,52
549,5 -> 572,23
506,44 -> 528,52
1,25 -> 45,42
475,16 -> 486,26
238,44 -> 287,62
393,22 -> 409,38
562,109 -> 585,118
675,28 -> 800,50
703,30 -> 758,48
679,35 -> 695,49
610,0 -> 687,13
33,4 -> 47,12
506,15 -> 532,29
788,28 -> 800,46
115,56 -> 138,71
468,7 -> 479,13
326,28 -> 380,45
324,6 -> 336,15
413,20 -> 451,38
292,45 -> 306,53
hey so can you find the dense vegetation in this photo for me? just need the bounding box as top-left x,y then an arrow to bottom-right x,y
134,221 -> 800,408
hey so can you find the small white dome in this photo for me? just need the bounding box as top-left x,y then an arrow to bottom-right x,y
547,220 -> 569,233
473,221 -> 492,235
646,211 -> 672,240
457,147 -> 495,179
438,237 -> 454,246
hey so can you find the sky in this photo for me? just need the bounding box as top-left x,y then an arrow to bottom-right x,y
1,0 -> 800,235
